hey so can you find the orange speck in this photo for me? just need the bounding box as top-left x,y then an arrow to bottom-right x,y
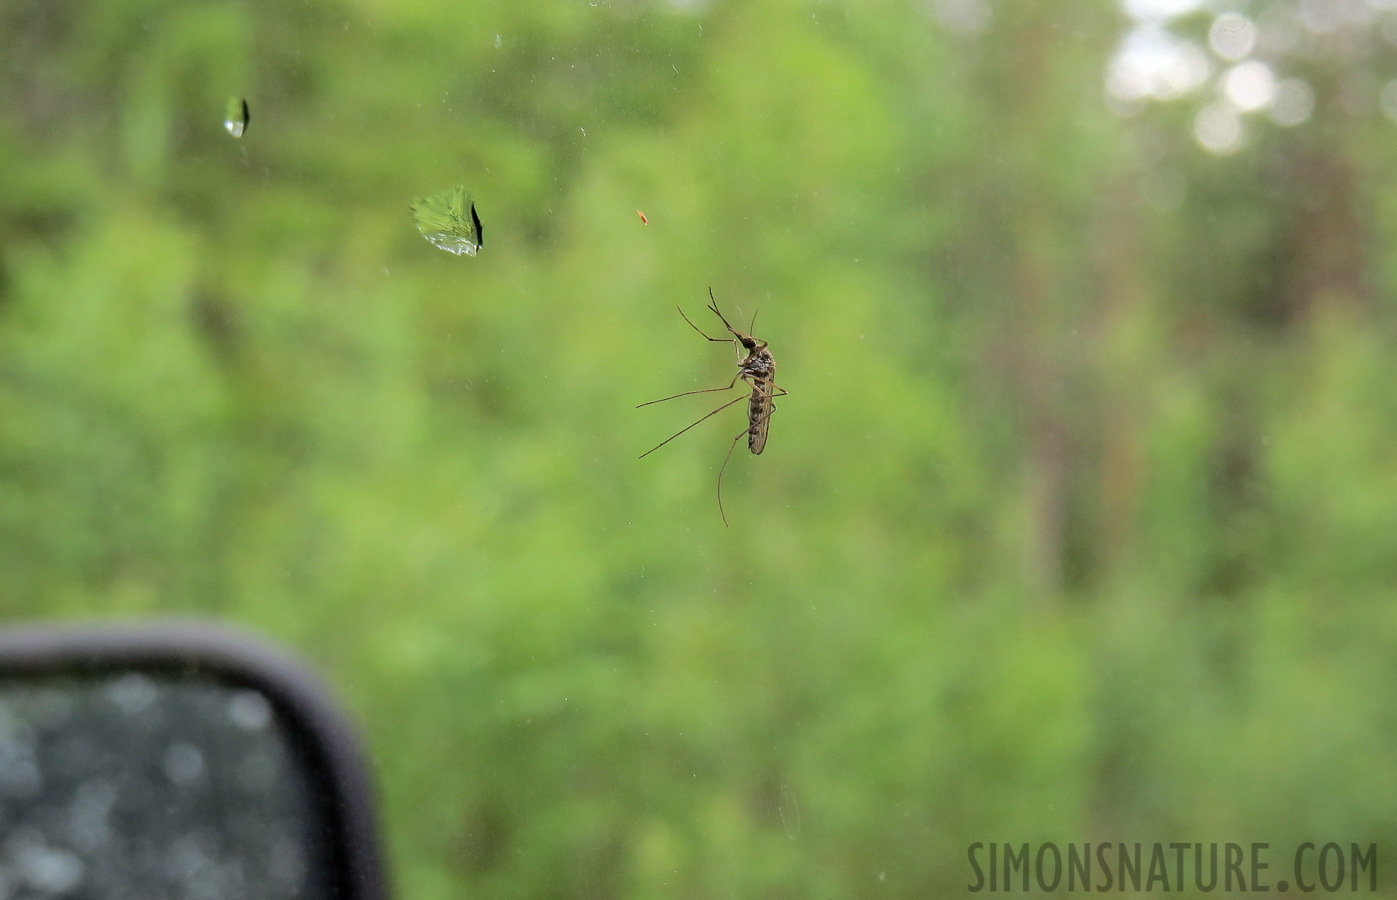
637,209 -> 649,225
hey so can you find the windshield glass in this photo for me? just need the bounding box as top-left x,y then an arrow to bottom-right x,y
2,0 -> 1393,896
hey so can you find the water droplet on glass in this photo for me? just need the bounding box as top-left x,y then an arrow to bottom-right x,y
105,673 -> 157,713
163,742 -> 205,785
778,784 -> 801,839
410,186 -> 483,256
227,689 -> 272,731
68,780 -> 118,852
168,834 -> 212,881
269,838 -> 308,891
11,832 -> 84,894
224,96 -> 249,138
0,738 -> 41,798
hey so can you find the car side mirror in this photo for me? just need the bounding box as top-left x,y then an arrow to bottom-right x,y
0,622 -> 387,900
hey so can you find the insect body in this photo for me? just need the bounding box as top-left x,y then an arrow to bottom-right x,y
639,289 -> 787,525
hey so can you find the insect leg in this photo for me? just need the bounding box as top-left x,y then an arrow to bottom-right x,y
636,372 -> 741,408
715,428 -> 745,528
715,396 -> 782,525
638,392 -> 749,459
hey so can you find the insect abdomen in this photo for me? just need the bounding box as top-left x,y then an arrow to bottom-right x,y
747,386 -> 771,455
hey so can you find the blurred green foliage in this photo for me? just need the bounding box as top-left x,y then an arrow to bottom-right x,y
3,0 -> 1397,896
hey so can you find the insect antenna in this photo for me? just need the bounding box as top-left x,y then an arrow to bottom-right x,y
706,287 -> 740,335
677,304 -> 729,343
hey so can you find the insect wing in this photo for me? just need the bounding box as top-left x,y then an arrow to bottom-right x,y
410,185 -> 483,256
747,383 -> 773,455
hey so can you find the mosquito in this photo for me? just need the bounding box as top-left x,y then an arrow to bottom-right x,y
638,288 -> 787,526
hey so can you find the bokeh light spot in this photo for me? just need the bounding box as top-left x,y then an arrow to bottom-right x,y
1108,27 -> 1211,102
1222,60 -> 1277,112
1122,0 -> 1204,22
1209,12 -> 1258,61
1269,77 -> 1316,126
1195,102 -> 1244,153
926,0 -> 991,34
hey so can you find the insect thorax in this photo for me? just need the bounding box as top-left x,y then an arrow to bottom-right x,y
742,349 -> 775,380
